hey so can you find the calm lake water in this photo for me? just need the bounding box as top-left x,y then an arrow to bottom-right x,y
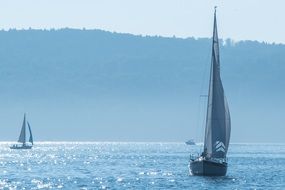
0,142 -> 284,189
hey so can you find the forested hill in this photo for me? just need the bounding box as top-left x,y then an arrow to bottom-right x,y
0,28 -> 284,98
0,28 -> 284,142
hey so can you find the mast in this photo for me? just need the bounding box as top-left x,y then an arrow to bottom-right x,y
27,122 -> 33,145
18,114 -> 26,144
203,8 -> 231,159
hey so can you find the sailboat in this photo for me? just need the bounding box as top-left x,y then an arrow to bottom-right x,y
189,8 -> 231,176
10,114 -> 34,149
185,139 -> 196,145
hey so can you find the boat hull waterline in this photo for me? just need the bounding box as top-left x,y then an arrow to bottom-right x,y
189,159 -> 227,176
10,145 -> 32,150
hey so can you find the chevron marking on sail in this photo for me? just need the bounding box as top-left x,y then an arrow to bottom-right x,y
215,141 -> 226,152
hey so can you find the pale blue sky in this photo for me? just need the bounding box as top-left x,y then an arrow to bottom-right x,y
0,0 -> 284,43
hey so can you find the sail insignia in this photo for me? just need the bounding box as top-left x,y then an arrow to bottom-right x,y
214,141 -> 226,153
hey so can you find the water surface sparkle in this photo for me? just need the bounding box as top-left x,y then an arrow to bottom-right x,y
0,142 -> 284,189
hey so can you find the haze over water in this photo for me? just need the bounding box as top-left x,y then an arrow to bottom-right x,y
0,142 -> 284,189
0,1 -> 285,189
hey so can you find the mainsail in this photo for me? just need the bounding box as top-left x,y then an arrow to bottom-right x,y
27,122 -> 33,145
18,114 -> 26,143
203,9 -> 231,159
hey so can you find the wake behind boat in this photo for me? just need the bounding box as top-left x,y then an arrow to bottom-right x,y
189,8 -> 231,176
10,114 -> 34,149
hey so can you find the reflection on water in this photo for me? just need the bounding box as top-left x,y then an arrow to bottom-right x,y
0,142 -> 284,189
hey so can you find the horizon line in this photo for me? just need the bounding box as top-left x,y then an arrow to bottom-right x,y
0,27 -> 283,46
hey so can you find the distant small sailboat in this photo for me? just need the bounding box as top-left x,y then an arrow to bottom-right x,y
189,8 -> 231,176
185,139 -> 196,145
10,114 -> 34,149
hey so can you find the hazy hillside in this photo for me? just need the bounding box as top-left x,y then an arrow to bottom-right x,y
0,29 -> 284,142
